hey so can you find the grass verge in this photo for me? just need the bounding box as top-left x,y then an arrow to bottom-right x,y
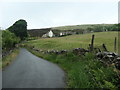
26,47 -> 120,88
1,48 -> 20,69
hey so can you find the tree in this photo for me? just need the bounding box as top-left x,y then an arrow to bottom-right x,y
8,19 -> 28,40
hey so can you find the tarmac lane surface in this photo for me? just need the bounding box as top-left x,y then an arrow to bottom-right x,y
2,48 -> 66,88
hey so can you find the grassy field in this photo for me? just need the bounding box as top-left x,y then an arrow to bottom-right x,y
26,31 -> 118,52
25,31 -> 120,88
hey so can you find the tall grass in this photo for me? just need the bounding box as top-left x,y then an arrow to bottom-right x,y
27,48 -> 119,88
2,48 -> 20,69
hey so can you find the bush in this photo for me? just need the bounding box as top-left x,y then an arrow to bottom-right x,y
2,30 -> 20,50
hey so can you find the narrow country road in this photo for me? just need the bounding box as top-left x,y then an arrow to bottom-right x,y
2,48 -> 66,88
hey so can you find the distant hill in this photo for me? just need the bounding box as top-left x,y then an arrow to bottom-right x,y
51,24 -> 117,31
28,28 -> 51,37
27,24 -> 118,37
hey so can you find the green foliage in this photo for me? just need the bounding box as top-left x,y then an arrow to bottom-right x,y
8,19 -> 28,40
66,53 -> 118,88
102,80 -> 116,88
2,30 -> 20,50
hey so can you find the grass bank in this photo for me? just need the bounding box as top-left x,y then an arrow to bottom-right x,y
26,47 -> 120,88
1,48 -> 20,69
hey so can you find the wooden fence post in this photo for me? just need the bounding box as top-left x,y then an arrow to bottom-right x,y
90,34 -> 95,51
114,37 -> 117,52
102,44 -> 108,51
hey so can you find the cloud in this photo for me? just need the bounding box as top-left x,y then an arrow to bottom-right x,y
1,1 -> 118,29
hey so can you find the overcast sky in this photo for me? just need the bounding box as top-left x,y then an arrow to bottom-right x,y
0,0 -> 119,29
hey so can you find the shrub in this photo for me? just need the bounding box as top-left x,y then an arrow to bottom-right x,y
2,30 -> 20,50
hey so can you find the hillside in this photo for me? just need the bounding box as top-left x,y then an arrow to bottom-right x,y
51,24 -> 115,31
27,24 -> 118,37
26,31 -> 118,52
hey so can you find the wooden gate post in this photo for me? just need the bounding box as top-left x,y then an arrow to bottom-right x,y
90,34 -> 95,51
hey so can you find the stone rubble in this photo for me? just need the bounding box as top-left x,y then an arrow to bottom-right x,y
29,46 -> 120,70
96,52 -> 120,70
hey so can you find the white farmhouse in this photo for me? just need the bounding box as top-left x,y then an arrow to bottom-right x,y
48,30 -> 54,37
42,30 -> 55,38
